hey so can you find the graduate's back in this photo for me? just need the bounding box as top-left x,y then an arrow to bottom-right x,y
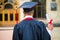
13,2 -> 51,40
13,19 -> 51,40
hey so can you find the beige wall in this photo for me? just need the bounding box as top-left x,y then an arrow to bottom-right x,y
0,27 -> 13,40
46,0 -> 60,23
0,30 -> 13,40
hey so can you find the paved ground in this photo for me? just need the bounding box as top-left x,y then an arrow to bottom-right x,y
51,27 -> 60,40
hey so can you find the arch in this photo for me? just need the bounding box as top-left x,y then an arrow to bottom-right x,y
4,4 -> 13,9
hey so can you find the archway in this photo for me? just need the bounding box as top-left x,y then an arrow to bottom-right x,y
4,4 -> 13,9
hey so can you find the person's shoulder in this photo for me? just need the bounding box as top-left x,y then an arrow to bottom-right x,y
18,20 -> 26,27
34,19 -> 46,26
14,21 -> 24,28
34,19 -> 45,24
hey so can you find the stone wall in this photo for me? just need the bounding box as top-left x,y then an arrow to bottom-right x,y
46,0 -> 60,23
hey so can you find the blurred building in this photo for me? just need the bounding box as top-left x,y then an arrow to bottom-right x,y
0,0 -> 60,40
0,0 -> 60,27
0,0 -> 20,27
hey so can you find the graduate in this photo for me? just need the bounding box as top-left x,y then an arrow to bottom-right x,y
13,2 -> 53,40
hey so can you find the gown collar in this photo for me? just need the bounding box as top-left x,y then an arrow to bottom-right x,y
23,16 -> 33,20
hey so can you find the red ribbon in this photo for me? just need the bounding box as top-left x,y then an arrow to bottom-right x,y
48,19 -> 53,25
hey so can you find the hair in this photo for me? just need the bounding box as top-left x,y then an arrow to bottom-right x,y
23,8 -> 34,13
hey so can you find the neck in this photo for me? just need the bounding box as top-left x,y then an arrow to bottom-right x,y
24,15 -> 33,18
24,10 -> 34,17
24,13 -> 33,17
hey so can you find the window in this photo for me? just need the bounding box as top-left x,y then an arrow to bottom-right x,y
4,4 -> 13,9
51,3 -> 57,11
15,14 -> 18,21
32,0 -> 46,18
0,6 -> 1,8
0,14 -> 2,21
5,14 -> 8,21
4,0 -> 8,3
10,14 -> 13,21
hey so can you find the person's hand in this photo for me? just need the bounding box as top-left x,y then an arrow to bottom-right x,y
47,24 -> 54,31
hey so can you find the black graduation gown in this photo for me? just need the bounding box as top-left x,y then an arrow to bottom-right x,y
13,19 -> 51,40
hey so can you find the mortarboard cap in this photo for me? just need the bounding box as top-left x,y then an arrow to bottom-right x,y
20,2 -> 38,12
20,2 -> 38,8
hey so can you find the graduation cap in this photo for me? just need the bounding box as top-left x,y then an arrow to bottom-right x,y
20,2 -> 38,12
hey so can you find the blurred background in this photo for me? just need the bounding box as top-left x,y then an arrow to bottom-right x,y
0,0 -> 60,40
